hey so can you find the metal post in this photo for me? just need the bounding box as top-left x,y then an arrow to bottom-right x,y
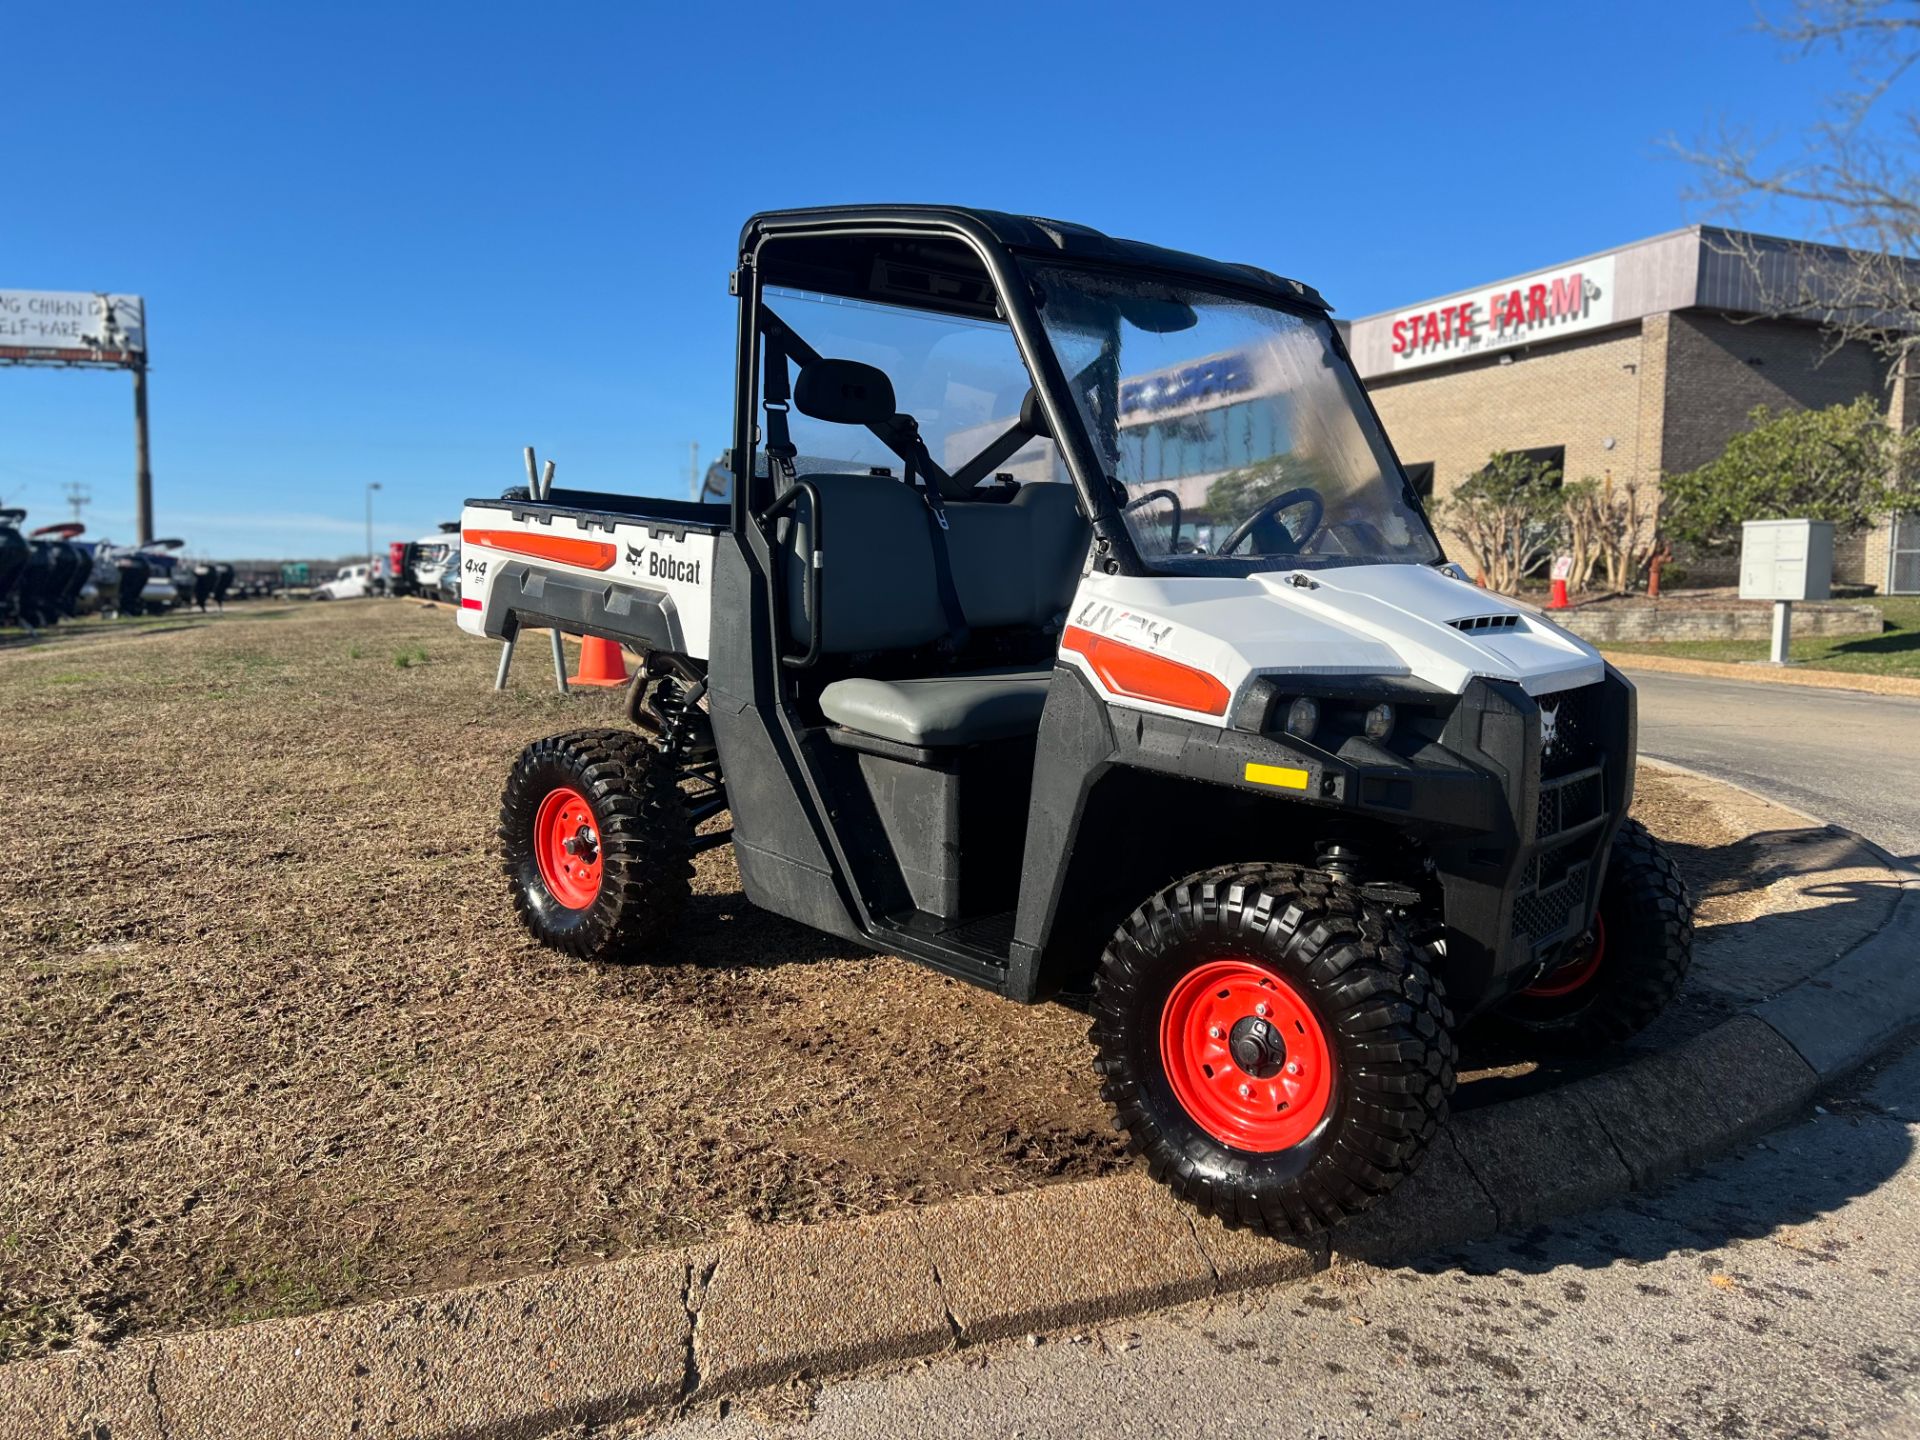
365,481 -> 381,581
1770,600 -> 1793,665
540,458 -> 569,693
132,360 -> 153,544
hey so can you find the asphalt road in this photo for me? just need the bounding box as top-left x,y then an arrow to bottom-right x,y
1626,668 -> 1920,861
640,1040 -> 1920,1440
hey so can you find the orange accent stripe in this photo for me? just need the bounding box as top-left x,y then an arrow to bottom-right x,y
1061,625 -> 1231,716
462,529 -> 618,571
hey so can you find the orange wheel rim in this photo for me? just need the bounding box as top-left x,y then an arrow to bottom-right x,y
1159,959 -> 1334,1153
1521,913 -> 1607,998
533,785 -> 602,909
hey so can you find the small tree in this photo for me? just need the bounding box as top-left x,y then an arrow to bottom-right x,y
1662,396 -> 1918,549
1561,479 -> 1606,590
1437,452 -> 1565,593
1562,472 -> 1661,593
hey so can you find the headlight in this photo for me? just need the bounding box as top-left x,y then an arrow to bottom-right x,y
1364,703 -> 1395,742
1285,697 -> 1319,739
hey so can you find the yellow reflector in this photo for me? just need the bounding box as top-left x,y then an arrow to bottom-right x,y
1244,762 -> 1310,791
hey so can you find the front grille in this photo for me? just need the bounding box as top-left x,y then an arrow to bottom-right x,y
1451,613 -> 1521,632
1536,768 -> 1604,839
1511,843 -> 1593,944
1513,681 -> 1611,950
1538,684 -> 1602,779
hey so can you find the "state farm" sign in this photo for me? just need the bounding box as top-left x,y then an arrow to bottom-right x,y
1386,254 -> 1615,371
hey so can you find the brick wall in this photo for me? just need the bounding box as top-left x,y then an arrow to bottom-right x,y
1657,314 -> 1889,476
1366,311 -> 1906,588
1368,323 -> 1652,508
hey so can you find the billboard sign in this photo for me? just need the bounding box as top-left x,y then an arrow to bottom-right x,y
0,291 -> 146,365
1386,255 -> 1614,372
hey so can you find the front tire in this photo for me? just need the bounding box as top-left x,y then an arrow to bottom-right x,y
499,728 -> 691,961
1485,818 -> 1694,1054
1092,864 -> 1457,1235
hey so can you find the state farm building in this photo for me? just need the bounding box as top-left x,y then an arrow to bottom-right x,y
1341,225 -> 1918,593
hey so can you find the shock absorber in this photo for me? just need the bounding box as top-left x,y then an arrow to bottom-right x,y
655,675 -> 706,765
627,655 -> 715,767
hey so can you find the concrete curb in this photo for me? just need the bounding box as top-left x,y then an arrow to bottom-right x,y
1603,648 -> 1920,698
7,812 -> 1917,1439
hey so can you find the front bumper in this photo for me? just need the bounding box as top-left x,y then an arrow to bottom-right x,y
1107,668 -> 1635,1018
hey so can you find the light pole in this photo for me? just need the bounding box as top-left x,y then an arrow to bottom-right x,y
365,482 -> 382,585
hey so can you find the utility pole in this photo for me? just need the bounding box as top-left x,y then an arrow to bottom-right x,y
63,482 -> 91,524
366,481 -> 382,578
689,441 -> 700,501
133,358 -> 153,544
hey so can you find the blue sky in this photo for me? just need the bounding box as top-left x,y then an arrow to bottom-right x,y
1,1 -> 1864,557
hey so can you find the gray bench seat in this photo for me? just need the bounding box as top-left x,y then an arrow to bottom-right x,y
818,667 -> 1054,747
781,470 -> 1087,748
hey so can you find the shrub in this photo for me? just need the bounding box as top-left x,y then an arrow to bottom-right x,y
1436,452 -> 1565,593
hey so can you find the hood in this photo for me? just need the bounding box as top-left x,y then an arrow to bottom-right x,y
1253,564 -> 1604,698
1063,563 -> 1604,727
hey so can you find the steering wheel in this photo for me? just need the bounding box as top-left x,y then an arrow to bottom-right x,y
1122,488 -> 1184,551
1217,487 -> 1325,557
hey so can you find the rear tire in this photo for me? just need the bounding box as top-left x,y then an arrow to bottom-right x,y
1091,864 -> 1457,1235
499,727 -> 691,961
1484,818 -> 1694,1054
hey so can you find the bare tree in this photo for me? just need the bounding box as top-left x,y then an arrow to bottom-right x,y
1679,2 -> 1920,370
1563,472 -> 1662,593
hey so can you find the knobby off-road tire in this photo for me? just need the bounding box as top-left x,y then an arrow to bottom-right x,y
1485,818 -> 1694,1055
1092,864 -> 1457,1235
499,727 -> 692,961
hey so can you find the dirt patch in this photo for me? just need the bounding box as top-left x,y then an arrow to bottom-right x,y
0,603 -> 1754,1359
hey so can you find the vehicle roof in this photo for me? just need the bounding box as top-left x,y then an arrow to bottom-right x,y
741,204 -> 1331,313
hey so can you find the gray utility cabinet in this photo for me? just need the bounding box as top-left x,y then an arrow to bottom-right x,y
1739,519 -> 1835,602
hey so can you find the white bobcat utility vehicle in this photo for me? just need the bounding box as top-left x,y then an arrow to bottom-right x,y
458,206 -> 1693,1235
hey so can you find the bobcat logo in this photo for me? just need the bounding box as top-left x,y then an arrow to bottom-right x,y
1539,698 -> 1560,752
625,543 -> 646,570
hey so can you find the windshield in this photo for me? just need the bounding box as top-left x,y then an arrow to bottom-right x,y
1027,265 -> 1440,572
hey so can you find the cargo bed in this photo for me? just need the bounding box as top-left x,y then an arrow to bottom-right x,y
456,488 -> 726,660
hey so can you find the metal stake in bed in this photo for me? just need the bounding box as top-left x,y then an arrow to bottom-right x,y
493,446 -> 572,695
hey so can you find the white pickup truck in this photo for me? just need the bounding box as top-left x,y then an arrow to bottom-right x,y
315,562 -> 377,601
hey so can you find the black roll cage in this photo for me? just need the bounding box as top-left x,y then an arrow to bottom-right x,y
727,205 -> 1443,578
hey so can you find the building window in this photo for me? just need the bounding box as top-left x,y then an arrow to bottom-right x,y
1403,462 -> 1435,500
1505,446 -> 1566,487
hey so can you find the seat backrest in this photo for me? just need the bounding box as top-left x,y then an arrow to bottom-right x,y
782,473 -> 950,653
942,482 -> 1090,629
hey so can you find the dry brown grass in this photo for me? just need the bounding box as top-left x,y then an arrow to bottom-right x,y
0,602 -> 1739,1358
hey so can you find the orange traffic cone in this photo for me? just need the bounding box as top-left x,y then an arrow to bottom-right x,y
568,635 -> 631,688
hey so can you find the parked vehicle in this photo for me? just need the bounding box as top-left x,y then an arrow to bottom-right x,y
0,509 -> 34,627
409,523 -> 461,597
137,541 -> 188,613
457,206 -> 1695,1236
314,562 -> 375,600
27,523 -> 91,623
435,537 -> 463,603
